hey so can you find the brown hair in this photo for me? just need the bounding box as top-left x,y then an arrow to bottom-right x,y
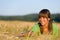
38,9 -> 53,34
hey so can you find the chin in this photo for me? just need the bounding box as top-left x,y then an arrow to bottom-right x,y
41,23 -> 45,26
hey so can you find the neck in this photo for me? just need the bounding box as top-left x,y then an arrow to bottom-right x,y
42,23 -> 49,34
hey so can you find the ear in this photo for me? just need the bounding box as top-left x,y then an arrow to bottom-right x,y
48,18 -> 50,21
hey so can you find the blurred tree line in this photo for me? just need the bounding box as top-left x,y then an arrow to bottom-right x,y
0,13 -> 60,22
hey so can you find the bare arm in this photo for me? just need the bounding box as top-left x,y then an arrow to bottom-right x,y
16,31 -> 32,37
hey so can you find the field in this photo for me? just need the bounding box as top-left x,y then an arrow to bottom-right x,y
0,20 -> 60,40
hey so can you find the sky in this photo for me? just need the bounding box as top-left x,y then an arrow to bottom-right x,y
0,0 -> 60,16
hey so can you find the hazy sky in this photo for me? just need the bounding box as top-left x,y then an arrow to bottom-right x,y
0,0 -> 60,16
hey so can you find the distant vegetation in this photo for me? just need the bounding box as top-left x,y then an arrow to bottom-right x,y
0,14 -> 38,21
0,13 -> 60,22
52,13 -> 60,22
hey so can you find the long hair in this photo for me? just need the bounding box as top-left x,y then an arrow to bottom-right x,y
38,9 -> 53,34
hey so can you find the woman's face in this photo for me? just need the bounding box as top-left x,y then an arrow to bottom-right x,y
39,17 -> 50,26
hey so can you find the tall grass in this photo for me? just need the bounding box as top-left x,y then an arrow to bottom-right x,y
0,20 -> 60,40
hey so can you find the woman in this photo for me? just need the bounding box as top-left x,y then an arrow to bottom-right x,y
17,9 -> 58,39
31,9 -> 58,39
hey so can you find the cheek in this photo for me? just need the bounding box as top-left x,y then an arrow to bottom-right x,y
44,19 -> 47,22
44,19 -> 48,23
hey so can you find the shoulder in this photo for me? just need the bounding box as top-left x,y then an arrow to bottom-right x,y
31,22 -> 40,32
32,22 -> 39,29
52,23 -> 58,30
52,23 -> 58,36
